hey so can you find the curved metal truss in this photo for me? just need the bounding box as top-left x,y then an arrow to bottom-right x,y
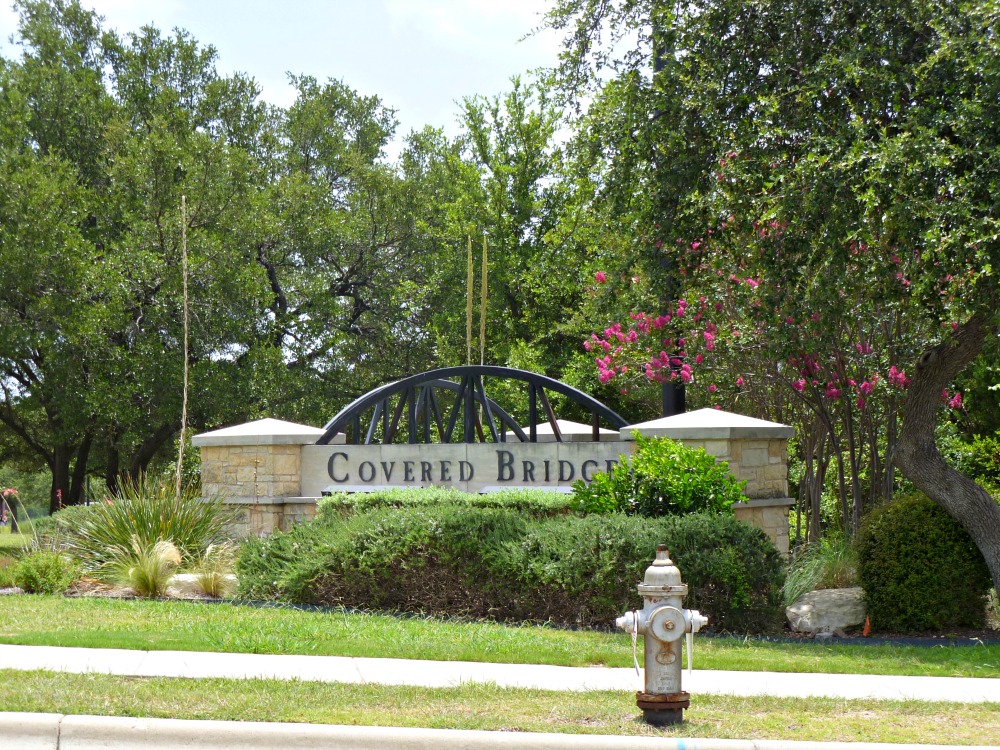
317,365 -> 628,445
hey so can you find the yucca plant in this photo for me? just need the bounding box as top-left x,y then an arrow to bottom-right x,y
59,476 -> 229,576
108,537 -> 182,598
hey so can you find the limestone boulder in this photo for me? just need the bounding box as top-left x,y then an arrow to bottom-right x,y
786,587 -> 866,635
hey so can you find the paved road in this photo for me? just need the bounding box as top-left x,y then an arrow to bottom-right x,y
2,644 -> 998,703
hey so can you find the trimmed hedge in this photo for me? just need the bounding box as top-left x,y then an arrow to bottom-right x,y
316,488 -> 571,521
237,506 -> 785,633
858,493 -> 992,633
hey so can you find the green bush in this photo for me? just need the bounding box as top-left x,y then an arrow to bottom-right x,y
316,487 -> 570,522
858,493 -> 992,633
237,506 -> 784,633
59,477 -> 230,576
12,550 -> 78,594
571,435 -> 745,517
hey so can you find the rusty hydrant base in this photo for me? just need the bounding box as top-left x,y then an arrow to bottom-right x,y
637,691 -> 690,726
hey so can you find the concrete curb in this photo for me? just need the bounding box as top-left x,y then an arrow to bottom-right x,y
1,713 -> 996,750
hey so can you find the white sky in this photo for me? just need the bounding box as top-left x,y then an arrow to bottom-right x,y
0,0 -> 563,142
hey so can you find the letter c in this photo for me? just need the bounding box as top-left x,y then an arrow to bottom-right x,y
328,452 -> 349,482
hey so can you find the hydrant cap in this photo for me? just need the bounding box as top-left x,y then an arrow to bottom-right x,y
643,545 -> 683,588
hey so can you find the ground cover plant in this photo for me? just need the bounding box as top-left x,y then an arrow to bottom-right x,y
0,670 -> 996,744
238,503 -> 785,633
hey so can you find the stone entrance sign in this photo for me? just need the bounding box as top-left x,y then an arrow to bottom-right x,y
300,441 -> 626,495
194,407 -> 796,556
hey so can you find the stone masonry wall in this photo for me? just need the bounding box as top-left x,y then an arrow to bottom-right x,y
673,437 -> 787,499
733,501 -> 791,556
201,444 -> 301,500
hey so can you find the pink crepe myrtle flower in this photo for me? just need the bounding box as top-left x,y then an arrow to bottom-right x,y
708,384 -> 718,393
888,365 -> 910,389
595,271 -> 607,284
792,379 -> 806,392
825,383 -> 842,400
949,392 -> 963,410
735,376 -> 744,387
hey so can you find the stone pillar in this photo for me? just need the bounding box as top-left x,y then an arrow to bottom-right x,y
192,418 -> 326,537
621,408 -> 795,556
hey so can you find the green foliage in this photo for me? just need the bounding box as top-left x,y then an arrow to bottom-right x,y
858,494 -> 992,633
12,550 -> 78,594
316,488 -> 570,522
108,538 -> 182,598
782,536 -> 859,606
937,425 -> 1000,497
571,436 -> 744,517
58,478 -> 229,575
237,506 -> 784,633
570,466 -> 633,514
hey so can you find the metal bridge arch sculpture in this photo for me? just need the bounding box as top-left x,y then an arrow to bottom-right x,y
317,366 -> 628,446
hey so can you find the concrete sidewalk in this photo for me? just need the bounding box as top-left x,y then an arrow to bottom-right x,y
6,713 -> 999,750
2,643 -> 999,703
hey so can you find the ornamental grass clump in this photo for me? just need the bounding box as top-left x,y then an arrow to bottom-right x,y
59,477 -> 229,578
191,542 -> 237,598
109,537 -> 182,598
782,535 -> 858,606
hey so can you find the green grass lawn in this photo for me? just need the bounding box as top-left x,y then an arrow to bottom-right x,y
0,669 -> 995,744
0,531 -> 29,551
1,595 -> 998,677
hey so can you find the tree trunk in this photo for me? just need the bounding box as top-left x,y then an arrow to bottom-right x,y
49,445 -> 72,515
69,433 -> 93,505
105,443 -> 120,497
125,422 -> 176,482
895,312 -> 1000,592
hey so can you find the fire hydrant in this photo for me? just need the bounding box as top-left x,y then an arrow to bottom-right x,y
616,545 -> 708,725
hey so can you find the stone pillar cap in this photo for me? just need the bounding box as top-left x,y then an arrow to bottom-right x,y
620,408 -> 794,441
192,418 -> 334,447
